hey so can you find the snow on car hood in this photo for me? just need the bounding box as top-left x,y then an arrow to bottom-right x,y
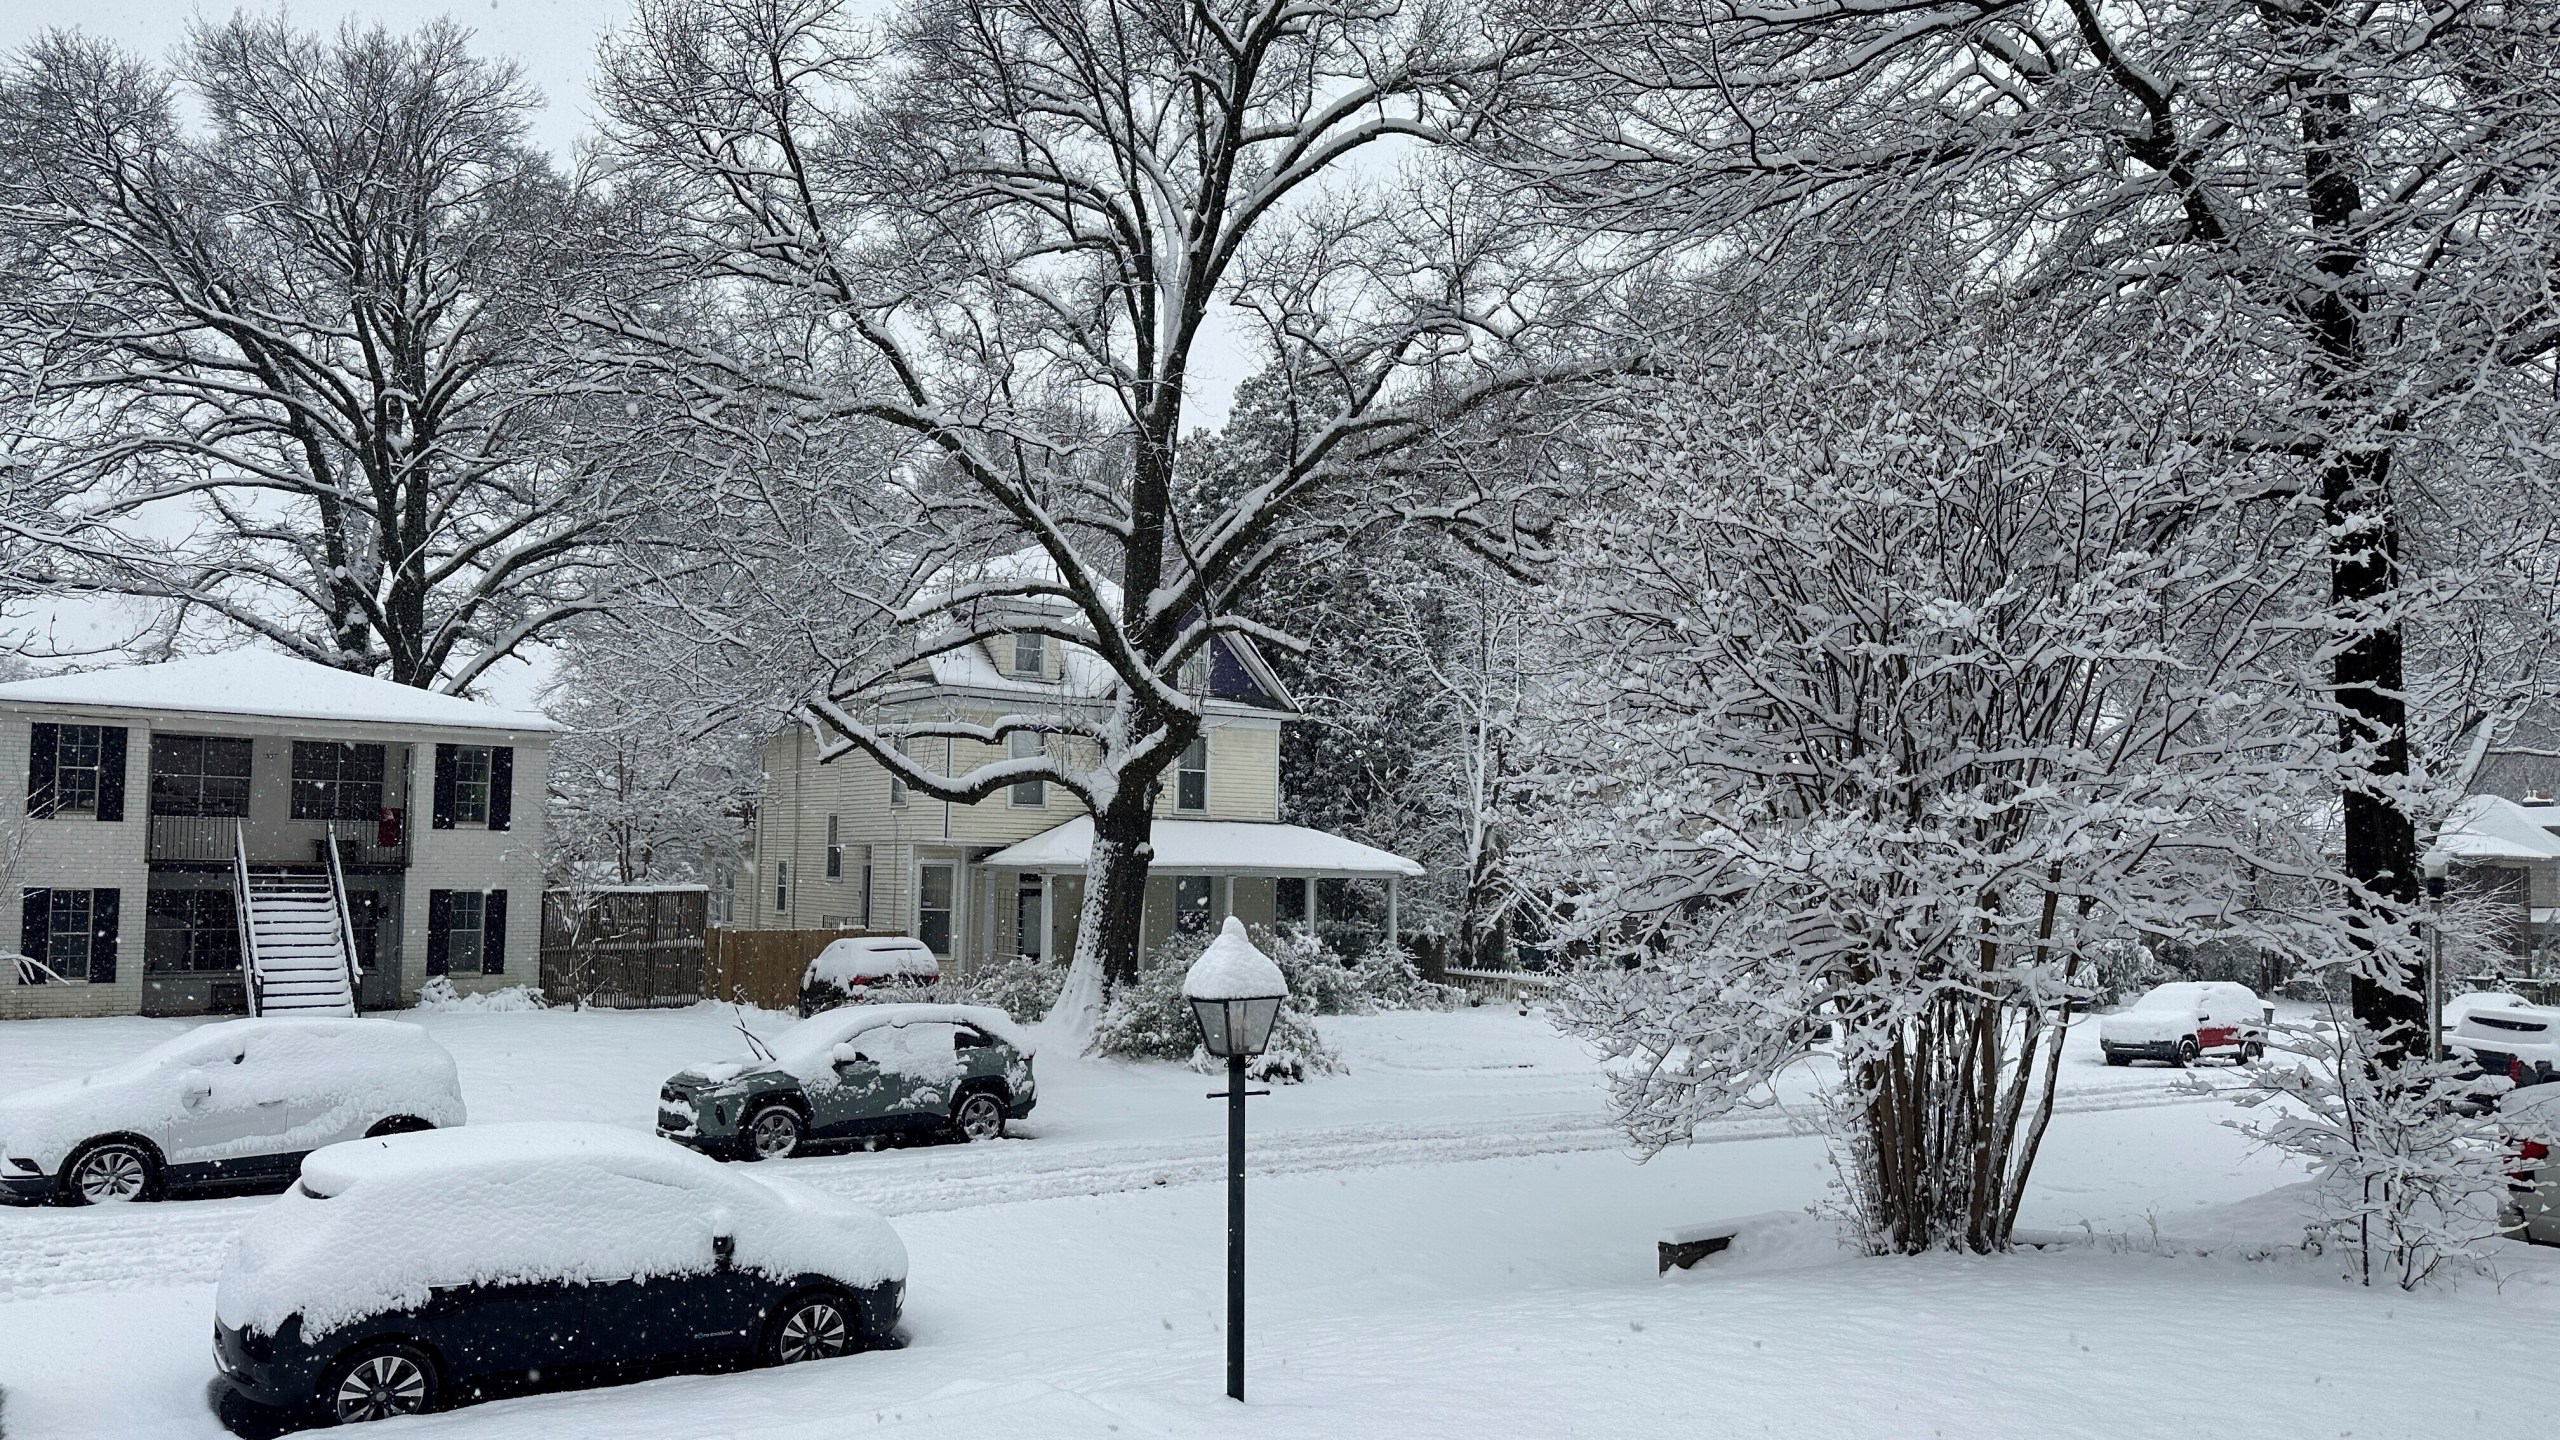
0,1018 -> 461,1171
215,1122 -> 906,1338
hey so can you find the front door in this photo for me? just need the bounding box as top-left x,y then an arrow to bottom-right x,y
347,888 -> 401,1010
916,861 -> 957,959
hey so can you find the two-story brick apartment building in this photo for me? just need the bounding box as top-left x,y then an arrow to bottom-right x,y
743,552 -> 1420,973
0,650 -> 553,1020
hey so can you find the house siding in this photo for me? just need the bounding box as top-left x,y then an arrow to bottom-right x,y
400,738 -> 549,1001
0,715 -> 148,1019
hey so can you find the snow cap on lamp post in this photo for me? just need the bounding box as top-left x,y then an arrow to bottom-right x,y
1184,917 -> 1289,1058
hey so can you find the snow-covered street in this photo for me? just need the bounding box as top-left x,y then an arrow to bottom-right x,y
6,1002 -> 2552,1438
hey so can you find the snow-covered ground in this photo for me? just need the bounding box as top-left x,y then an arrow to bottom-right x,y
1,1001 -> 2552,1438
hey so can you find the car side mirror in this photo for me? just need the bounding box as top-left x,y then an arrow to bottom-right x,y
181,1074 -> 213,1107
831,1043 -> 874,1069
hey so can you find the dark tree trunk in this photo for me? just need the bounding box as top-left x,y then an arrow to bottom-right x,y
1088,786 -> 1158,988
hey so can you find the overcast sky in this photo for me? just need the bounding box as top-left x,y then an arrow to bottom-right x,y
0,2 -> 635,160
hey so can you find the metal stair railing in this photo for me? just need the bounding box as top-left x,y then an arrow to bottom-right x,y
231,820 -> 262,1017
324,831 -> 362,1015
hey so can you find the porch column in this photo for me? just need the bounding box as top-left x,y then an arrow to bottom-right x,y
1039,872 -> 1055,962
1307,876 -> 1321,936
1216,875 -> 1233,926
1386,876 -> 1400,959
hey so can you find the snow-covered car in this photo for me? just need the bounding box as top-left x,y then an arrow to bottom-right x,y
2098,981 -> 2268,1067
2450,1002 -> 2560,1089
798,936 -> 946,1016
212,1122 -> 906,1425
658,1004 -> 1035,1161
0,1018 -> 463,1206
2498,1083 -> 2560,1246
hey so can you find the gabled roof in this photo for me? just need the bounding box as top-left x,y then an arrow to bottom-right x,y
2436,794 -> 2560,863
983,817 -> 1422,878
0,650 -> 557,734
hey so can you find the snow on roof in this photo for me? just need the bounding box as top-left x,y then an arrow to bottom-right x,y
1184,917 -> 1289,1000
2435,794 -> 2560,863
0,649 -> 556,733
916,546 -> 1124,613
983,817 -> 1424,878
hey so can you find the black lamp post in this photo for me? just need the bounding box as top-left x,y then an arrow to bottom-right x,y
2424,849 -> 2449,1062
1184,917 -> 1289,1403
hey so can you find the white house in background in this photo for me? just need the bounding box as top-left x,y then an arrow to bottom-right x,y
2436,791 -> 2560,975
0,650 -> 554,1021
744,551 -> 1421,973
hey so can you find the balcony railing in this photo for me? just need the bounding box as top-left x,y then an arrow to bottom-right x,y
148,813 -> 409,868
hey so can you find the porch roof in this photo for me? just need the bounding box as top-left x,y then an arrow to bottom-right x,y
2436,794 -> 2560,863
982,817 -> 1423,880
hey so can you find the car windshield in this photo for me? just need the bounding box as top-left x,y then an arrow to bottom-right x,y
2133,986 -> 2203,1012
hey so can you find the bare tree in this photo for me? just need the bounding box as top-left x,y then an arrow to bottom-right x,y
0,17 -> 660,691
1486,0 -> 2560,1061
593,0 -> 1594,1016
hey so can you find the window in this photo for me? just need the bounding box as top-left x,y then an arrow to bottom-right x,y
148,735 -> 252,817
27,723 -> 125,819
1180,648 -> 1211,692
1176,736 -> 1208,812
50,726 -> 104,815
888,737 -> 908,807
917,862 -> 956,956
1012,632 -> 1046,676
291,741 -> 385,821
145,887 -> 240,973
426,889 -> 506,976
17,887 -> 118,984
775,859 -> 790,915
1009,731 -> 1046,807
1016,878 -> 1045,960
449,745 -> 493,825
826,815 -> 843,879
1175,875 -> 1213,933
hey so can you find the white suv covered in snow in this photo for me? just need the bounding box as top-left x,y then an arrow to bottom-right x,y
2099,981 -> 2268,1067
2450,1003 -> 2560,1090
0,1018 -> 464,1205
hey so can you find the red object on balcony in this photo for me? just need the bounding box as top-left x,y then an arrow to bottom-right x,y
379,807 -> 404,849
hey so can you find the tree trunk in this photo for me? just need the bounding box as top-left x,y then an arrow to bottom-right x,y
1088,791 -> 1156,988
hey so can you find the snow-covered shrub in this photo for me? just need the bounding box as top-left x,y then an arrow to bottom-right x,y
2218,1009 -> 2510,1289
2083,938 -> 2173,1009
955,953 -> 1068,1024
1245,925 -> 1459,1015
412,978 -> 549,1013
1091,930 -> 1343,1082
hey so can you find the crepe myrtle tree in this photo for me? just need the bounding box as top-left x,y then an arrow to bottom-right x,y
0,18 -> 667,692
1523,302 -> 2367,1254
1484,0 -> 2560,1064
591,0 -> 1602,1021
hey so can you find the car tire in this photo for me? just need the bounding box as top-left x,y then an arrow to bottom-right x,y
741,1104 -> 805,1162
952,1090 -> 1007,1143
763,1288 -> 860,1366
62,1138 -> 158,1205
2104,1053 -> 2130,1067
2175,1037 -> 2200,1067
320,1338 -> 440,1424
2240,1041 -> 2265,1063
364,1115 -> 435,1139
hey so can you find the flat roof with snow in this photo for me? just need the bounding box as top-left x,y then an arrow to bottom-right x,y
0,651 -> 557,735
982,817 -> 1423,879
2436,794 -> 2560,863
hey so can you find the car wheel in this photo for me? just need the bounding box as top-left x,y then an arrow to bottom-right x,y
952,1091 -> 1007,1143
2104,1053 -> 2130,1067
742,1104 -> 805,1162
765,1290 -> 859,1365
63,1139 -> 156,1205
2175,1037 -> 2200,1067
322,1339 -> 439,1424
364,1115 -> 435,1139
2240,1041 -> 2265,1063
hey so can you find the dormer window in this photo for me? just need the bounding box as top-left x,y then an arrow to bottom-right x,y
1180,648 -> 1210,692
1012,633 -> 1046,676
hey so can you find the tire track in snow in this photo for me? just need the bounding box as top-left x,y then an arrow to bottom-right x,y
0,1085 -> 2225,1302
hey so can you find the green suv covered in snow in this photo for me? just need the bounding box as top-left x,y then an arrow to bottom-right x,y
657,1004 -> 1037,1161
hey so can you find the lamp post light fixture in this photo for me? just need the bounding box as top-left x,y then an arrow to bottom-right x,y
2424,850 -> 2450,1063
1183,917 -> 1289,1404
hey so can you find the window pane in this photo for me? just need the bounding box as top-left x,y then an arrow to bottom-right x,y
48,889 -> 93,973
1013,633 -> 1044,674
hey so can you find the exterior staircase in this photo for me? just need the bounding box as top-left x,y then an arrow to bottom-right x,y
232,824 -> 361,1017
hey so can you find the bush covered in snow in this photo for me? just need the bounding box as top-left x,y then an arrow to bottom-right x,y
413,978 -> 548,1013
959,953 -> 1069,1024
1092,926 -> 1344,1082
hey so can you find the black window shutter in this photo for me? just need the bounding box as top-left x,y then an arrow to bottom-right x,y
425,889 -> 452,975
25,723 -> 57,818
19,888 -> 49,975
88,888 -> 118,983
431,744 -> 457,829
487,747 -> 513,831
482,889 -> 507,974
94,727 -> 127,822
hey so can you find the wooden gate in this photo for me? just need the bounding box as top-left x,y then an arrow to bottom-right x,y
540,887 -> 710,1008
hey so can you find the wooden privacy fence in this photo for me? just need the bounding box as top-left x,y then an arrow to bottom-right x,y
540,887 -> 709,1009
703,927 -> 905,1012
